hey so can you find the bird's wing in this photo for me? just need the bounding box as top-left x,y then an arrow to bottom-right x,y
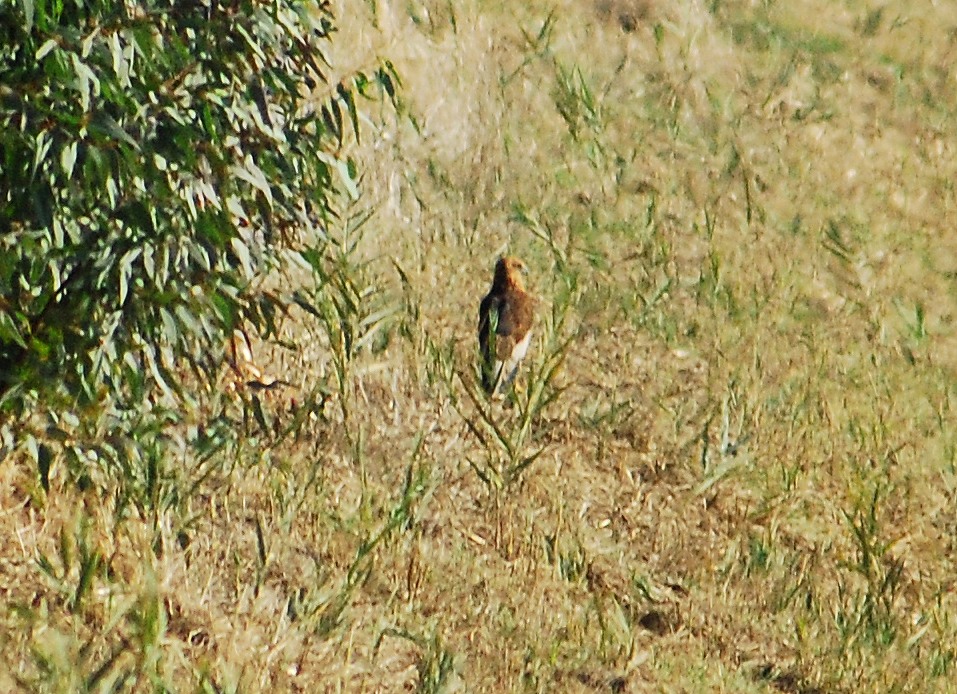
479,285 -> 534,396
494,289 -> 534,359
478,292 -> 503,355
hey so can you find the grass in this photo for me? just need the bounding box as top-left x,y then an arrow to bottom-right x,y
5,0 -> 957,690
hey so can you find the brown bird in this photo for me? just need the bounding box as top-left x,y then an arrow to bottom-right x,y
478,256 -> 534,397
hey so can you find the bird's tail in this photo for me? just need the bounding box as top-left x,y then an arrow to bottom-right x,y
481,359 -> 516,398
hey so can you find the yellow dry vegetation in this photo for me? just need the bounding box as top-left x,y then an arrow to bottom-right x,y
5,0 -> 957,691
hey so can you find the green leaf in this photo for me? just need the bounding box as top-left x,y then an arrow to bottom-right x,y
60,141 -> 77,177
0,311 -> 27,348
38,443 -> 52,492
143,243 -> 155,281
159,307 -> 178,343
231,237 -> 254,279
211,290 -> 238,328
233,157 -> 274,206
36,38 -> 57,60
90,112 -> 139,150
71,53 -> 100,112
251,394 -> 269,431
22,0 -> 35,31
118,248 -> 141,305
319,151 -> 359,200
338,82 -> 360,144
72,549 -> 101,613
378,69 -> 395,99
26,434 -> 39,464
292,291 -> 323,318
110,31 -> 131,88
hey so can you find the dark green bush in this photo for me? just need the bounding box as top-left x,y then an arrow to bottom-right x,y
0,0 -> 395,498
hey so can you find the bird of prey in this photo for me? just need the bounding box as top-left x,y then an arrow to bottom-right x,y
478,256 -> 534,397
225,328 -> 288,393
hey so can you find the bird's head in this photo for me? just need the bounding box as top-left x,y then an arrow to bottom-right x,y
494,256 -> 528,289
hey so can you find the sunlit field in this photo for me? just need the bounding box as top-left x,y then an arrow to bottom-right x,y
6,0 -> 957,691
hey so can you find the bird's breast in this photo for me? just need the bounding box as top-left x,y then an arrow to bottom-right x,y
511,330 -> 532,361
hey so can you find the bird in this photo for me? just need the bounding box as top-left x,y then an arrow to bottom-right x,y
225,328 -> 289,394
478,256 -> 535,397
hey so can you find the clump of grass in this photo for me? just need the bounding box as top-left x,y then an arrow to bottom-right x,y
450,267 -> 577,494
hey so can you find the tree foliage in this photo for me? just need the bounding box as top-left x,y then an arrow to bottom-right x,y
0,0 -> 395,492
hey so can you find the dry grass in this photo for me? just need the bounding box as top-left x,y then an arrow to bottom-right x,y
5,0 -> 957,691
